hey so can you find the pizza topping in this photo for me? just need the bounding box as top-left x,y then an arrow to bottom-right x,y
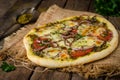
94,42 -> 108,52
70,48 -> 93,58
71,36 -> 103,50
59,50 -> 70,59
88,16 -> 99,24
97,30 -> 113,41
32,37 -> 51,51
64,21 -> 78,27
62,27 -> 78,38
42,48 -> 60,58
72,29 -> 77,33
74,34 -> 83,40
50,31 -> 62,42
30,16 -> 113,60
32,38 -> 45,51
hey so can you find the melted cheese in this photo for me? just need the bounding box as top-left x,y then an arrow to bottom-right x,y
95,27 -> 106,36
65,21 -> 78,27
77,24 -> 92,35
31,16 -> 106,59
43,47 -> 70,59
36,28 -> 56,36
50,32 -> 61,41
43,47 -> 60,58
59,50 -> 70,59
57,41 -> 69,48
72,36 -> 103,49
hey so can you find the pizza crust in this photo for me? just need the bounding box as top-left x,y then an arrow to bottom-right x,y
23,15 -> 118,68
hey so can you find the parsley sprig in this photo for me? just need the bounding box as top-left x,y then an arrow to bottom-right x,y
0,62 -> 16,72
75,34 -> 83,40
95,0 -> 120,16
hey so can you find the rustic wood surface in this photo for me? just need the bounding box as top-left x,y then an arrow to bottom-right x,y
0,0 -> 120,80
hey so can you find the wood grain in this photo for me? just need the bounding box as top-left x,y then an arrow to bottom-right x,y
0,0 -> 41,39
0,67 -> 32,80
88,0 -> 95,12
49,71 -> 70,80
0,0 -> 17,18
0,0 -> 120,80
37,0 -> 67,12
65,0 -> 91,11
30,67 -> 54,80
71,73 -> 85,80
108,17 -> 120,30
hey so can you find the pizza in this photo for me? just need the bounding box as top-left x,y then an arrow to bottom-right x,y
23,15 -> 118,68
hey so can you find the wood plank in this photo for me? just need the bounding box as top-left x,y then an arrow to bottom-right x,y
108,17 -> 120,30
89,77 -> 104,80
0,24 -> 21,41
0,0 -> 17,18
65,0 -> 91,11
49,71 -> 70,80
0,39 -> 4,49
71,73 -> 85,80
108,76 -> 120,80
88,0 -> 95,12
37,0 -> 67,12
30,67 -> 70,80
0,67 -> 32,80
30,67 -> 54,80
0,0 -> 42,39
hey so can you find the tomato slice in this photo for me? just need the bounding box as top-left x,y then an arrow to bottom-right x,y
72,29 -> 77,33
39,37 -> 48,41
32,37 -> 47,51
33,39 -> 40,49
97,30 -> 113,41
33,44 -> 46,51
71,48 -> 93,58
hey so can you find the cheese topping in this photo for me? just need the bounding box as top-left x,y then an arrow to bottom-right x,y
29,16 -> 112,60
72,36 -> 103,50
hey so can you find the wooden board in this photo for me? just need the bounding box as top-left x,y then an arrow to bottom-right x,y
0,5 -> 120,80
65,0 -> 91,11
0,0 -> 120,80
0,0 -> 42,39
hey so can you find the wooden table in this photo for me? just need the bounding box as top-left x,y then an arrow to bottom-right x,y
0,0 -> 120,80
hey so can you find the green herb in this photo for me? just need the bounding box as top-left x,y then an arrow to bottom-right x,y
75,34 -> 83,40
51,31 -> 60,34
46,23 -> 55,27
93,43 -> 108,52
71,16 -> 80,21
95,0 -> 120,16
0,62 -> 16,72
39,43 -> 45,46
47,44 -> 51,47
90,16 -> 99,23
68,48 -> 72,54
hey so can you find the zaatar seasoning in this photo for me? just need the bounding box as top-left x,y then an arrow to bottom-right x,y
17,13 -> 33,24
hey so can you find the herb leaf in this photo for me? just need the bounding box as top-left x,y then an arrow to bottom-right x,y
0,62 -> 16,72
68,48 -> 72,54
75,34 -> 83,40
95,0 -> 120,16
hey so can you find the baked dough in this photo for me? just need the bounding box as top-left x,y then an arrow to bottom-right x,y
23,15 -> 118,68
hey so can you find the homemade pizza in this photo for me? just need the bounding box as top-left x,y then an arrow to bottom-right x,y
23,15 -> 118,68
